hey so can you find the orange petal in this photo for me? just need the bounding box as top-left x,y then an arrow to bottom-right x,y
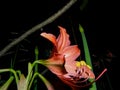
62,45 -> 80,62
57,26 -> 70,52
40,32 -> 57,47
81,66 -> 95,79
64,61 -> 77,74
43,54 -> 67,75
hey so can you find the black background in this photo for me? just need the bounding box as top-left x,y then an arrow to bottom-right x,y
0,0 -> 119,90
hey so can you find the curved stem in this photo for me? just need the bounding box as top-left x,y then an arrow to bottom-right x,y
0,0 -> 77,57
28,72 -> 38,90
26,60 -> 45,87
0,76 -> 14,90
0,69 -> 19,84
28,72 -> 54,90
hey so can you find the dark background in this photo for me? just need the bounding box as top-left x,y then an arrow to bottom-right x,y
0,0 -> 119,90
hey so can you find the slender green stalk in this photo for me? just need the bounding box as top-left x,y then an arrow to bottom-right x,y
10,45 -> 19,76
26,62 -> 33,86
34,46 -> 39,73
34,46 -> 39,90
26,60 -> 45,88
0,76 -> 14,90
16,70 -> 22,78
0,69 -> 19,85
79,24 -> 97,90
28,72 -> 54,90
28,72 -> 37,90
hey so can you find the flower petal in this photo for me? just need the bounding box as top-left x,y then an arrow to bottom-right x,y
57,26 -> 70,53
62,45 -> 80,62
64,61 -> 77,74
40,32 -> 57,47
81,66 -> 95,79
43,54 -> 67,75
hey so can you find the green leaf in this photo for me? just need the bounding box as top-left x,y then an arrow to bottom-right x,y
0,76 -> 14,90
79,24 -> 97,90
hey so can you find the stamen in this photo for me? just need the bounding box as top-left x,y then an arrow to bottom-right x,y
76,61 -> 81,67
95,68 -> 107,81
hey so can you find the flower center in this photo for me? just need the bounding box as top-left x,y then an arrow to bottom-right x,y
65,61 -> 91,83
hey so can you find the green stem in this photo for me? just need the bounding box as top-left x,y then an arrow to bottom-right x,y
79,24 -> 97,90
0,76 -> 14,90
16,70 -> 22,78
0,69 -> 19,85
28,72 -> 54,90
26,60 -> 45,88
34,46 -> 39,73
34,46 -> 39,90
10,45 -> 19,75
28,72 -> 37,90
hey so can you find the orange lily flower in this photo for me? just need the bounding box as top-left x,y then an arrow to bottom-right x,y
40,26 -> 95,89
